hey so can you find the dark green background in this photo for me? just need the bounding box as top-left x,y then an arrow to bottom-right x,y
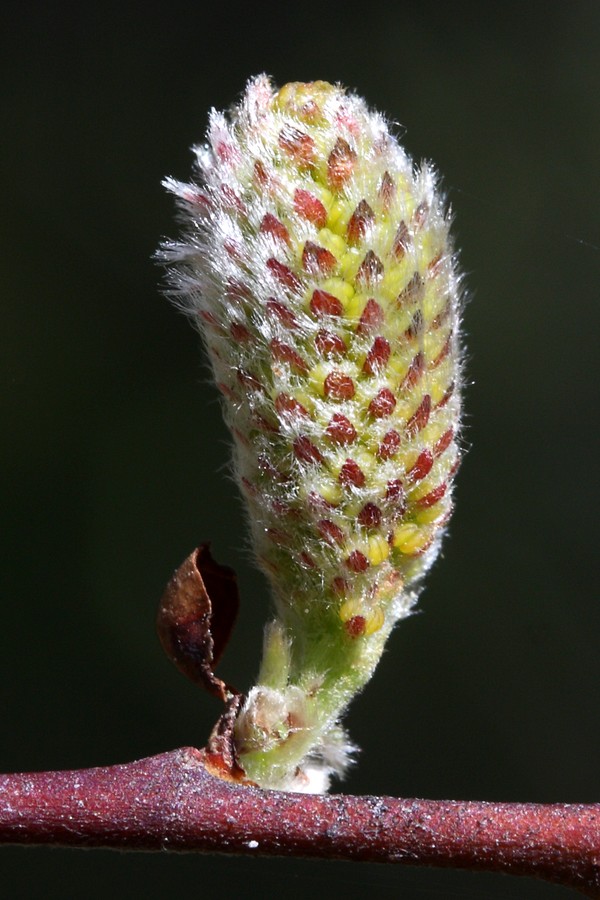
1,2 -> 598,897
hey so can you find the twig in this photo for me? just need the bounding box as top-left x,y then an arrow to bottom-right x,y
0,747 -> 598,896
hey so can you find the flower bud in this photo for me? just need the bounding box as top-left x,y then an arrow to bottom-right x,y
161,76 -> 462,791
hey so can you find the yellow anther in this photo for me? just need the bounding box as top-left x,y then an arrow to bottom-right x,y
339,248 -> 363,280
320,187 -> 334,210
392,398 -> 414,429
392,523 -> 432,554
339,598 -> 362,623
317,229 -> 347,257
424,329 -> 448,363
411,474 -> 439,501
293,388 -> 314,412
308,363 -> 328,396
387,353 -> 411,385
353,446 -> 377,480
363,607 -> 385,635
422,283 -> 448,321
416,501 -> 450,525
343,291 -> 369,324
421,418 -> 449,448
320,277 -> 355,307
319,479 -> 343,507
428,361 -> 453,405
273,80 -> 336,115
329,445 -> 375,487
326,199 -> 347,231
367,534 -> 390,566
416,230 -> 435,263
381,260 -> 410,301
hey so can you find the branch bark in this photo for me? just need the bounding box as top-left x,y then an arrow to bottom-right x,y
0,748 -> 598,897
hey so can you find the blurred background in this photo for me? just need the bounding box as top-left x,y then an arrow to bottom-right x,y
1,2 -> 598,897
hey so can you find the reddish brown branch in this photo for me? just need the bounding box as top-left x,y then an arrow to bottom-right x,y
0,748 -> 598,896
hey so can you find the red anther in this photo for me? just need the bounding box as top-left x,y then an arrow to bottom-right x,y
378,171 -> 395,211
225,279 -> 252,301
335,108 -> 361,137
302,241 -> 337,275
431,333 -> 452,368
416,483 -> 447,509
299,551 -> 317,569
405,310 -> 424,340
392,220 -> 410,259
397,272 -> 424,306
431,300 -> 451,329
358,503 -> 382,528
428,252 -> 444,276
278,125 -> 316,165
275,393 -> 308,419
378,429 -> 401,460
356,299 -> 384,334
240,476 -> 257,497
220,184 -> 246,215
266,298 -> 298,329
407,449 -> 433,482
318,519 -> 345,545
299,99 -> 321,122
224,240 -> 244,262
267,258 -> 301,293
406,394 -> 431,436
315,330 -> 347,357
199,310 -> 220,330
310,289 -> 343,317
385,479 -> 405,503
412,200 -> 429,228
270,338 -> 308,374
294,189 -> 328,228
257,453 -> 282,480
327,137 -> 357,190
347,200 -> 375,245
217,381 -> 236,401
331,576 -> 349,597
267,528 -> 290,547
236,368 -> 263,392
215,140 -> 240,164
293,436 -> 323,465
229,322 -> 253,342
433,427 -> 454,458
449,456 -> 461,478
326,413 -> 357,445
369,387 -> 396,418
253,159 -> 269,186
346,551 -> 369,573
308,490 -> 336,512
339,459 -> 365,488
345,615 -> 366,638
183,188 -> 213,211
363,337 -> 391,375
435,381 -> 455,409
324,371 -> 355,400
355,250 -> 384,287
252,412 -> 279,434
260,213 -> 291,246
401,352 -> 425,390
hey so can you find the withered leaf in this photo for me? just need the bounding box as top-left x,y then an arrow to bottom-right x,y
156,544 -> 240,703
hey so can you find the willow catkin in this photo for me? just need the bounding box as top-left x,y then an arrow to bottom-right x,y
160,77 -> 462,791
